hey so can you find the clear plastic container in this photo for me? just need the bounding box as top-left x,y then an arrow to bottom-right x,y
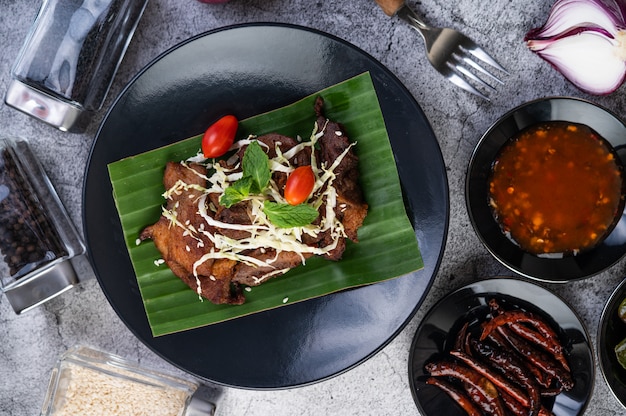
5,0 -> 149,132
0,138 -> 85,313
41,346 -> 216,416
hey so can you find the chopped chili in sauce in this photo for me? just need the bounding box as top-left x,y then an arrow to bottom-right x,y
488,121 -> 624,255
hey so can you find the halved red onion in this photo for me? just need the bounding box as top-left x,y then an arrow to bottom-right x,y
525,0 -> 626,95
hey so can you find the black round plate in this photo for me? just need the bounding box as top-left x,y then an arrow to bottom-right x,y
466,97 -> 626,282
409,277 -> 593,415
82,24 -> 449,388
599,277 -> 626,409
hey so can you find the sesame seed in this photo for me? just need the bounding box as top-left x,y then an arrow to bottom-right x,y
50,360 -> 190,415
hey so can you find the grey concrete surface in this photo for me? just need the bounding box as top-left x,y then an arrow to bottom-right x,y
1,0 -> 626,415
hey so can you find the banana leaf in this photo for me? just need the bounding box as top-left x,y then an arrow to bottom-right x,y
108,72 -> 423,336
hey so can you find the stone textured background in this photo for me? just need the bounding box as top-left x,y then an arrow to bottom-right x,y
1,0 -> 625,415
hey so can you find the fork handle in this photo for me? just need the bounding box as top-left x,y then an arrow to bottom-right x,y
374,0 -> 405,16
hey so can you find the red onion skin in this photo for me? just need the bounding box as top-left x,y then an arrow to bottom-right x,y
525,25 -> 614,42
526,0 -> 626,40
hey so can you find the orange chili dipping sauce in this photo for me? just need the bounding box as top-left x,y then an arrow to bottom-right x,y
488,121 -> 624,255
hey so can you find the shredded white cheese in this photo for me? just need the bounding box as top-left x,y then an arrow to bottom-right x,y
195,275 -> 202,300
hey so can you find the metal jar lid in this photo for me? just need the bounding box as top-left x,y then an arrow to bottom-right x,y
3,260 -> 78,314
5,80 -> 89,133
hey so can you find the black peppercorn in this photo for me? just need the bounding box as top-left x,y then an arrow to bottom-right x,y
0,147 -> 67,280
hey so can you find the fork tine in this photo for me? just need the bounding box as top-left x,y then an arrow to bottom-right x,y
453,62 -> 496,91
444,66 -> 490,101
461,42 -> 508,74
450,52 -> 499,89
447,54 -> 498,98
459,55 -> 504,85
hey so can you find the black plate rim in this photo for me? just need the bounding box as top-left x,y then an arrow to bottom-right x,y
598,276 -> 626,409
408,276 -> 595,416
82,22 -> 450,389
466,96 -> 626,283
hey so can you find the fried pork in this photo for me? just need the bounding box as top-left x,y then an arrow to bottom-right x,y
140,98 -> 367,304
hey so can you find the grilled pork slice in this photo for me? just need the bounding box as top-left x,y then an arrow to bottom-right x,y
314,98 -> 368,244
140,162 -> 246,305
141,98 -> 368,305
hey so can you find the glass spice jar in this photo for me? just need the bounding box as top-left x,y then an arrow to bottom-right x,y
41,346 -> 217,416
0,138 -> 85,313
5,0 -> 149,133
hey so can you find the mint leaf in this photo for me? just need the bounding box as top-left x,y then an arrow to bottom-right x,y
242,141 -> 270,193
263,201 -> 319,228
220,176 -> 253,208
219,141 -> 271,208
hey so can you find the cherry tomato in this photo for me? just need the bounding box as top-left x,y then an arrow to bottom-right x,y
284,165 -> 316,205
202,115 -> 238,158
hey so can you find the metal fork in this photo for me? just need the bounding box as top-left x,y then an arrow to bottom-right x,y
375,0 -> 507,100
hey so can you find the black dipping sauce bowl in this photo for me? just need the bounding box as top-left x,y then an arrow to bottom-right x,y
466,97 -> 626,282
